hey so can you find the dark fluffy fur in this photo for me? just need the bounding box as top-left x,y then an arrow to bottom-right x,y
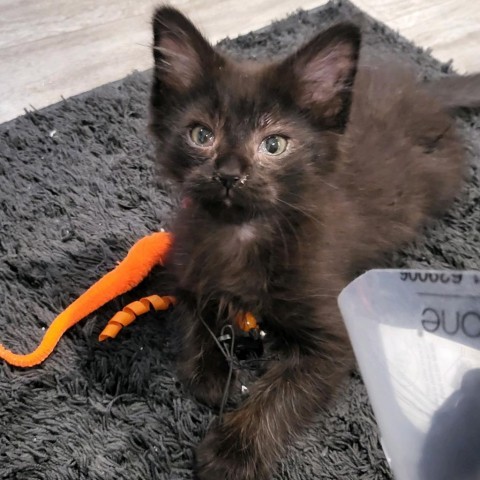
149,7 -> 479,480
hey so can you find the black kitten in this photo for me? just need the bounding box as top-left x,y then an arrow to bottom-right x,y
149,7 -> 480,480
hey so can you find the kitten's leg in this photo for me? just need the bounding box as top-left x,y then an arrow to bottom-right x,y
175,297 -> 230,408
195,305 -> 353,480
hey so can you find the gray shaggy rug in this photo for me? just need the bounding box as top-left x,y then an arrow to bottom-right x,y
1,1 -> 479,479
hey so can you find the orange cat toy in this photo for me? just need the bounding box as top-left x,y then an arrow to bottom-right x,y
0,231 -> 257,368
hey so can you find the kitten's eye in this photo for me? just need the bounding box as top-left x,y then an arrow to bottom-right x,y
261,135 -> 288,155
190,125 -> 214,146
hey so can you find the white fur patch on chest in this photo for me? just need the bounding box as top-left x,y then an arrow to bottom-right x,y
235,224 -> 257,243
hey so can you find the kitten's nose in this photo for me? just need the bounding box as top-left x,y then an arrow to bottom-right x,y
214,172 -> 240,190
214,156 -> 245,190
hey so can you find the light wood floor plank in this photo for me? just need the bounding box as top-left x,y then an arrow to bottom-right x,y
0,0 -> 478,123
354,0 -> 480,73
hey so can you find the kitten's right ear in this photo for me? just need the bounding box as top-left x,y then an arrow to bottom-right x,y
152,7 -> 217,92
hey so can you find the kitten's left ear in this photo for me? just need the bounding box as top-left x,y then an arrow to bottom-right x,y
280,23 -> 361,128
152,7 -> 218,92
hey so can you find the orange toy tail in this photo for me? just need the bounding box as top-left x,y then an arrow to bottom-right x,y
0,232 -> 173,368
98,294 -> 176,341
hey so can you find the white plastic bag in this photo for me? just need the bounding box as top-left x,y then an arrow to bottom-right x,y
338,269 -> 480,480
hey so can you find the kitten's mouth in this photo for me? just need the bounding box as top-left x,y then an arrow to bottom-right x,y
184,175 -> 265,221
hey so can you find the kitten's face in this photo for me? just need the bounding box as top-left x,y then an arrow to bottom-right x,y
150,8 -> 360,222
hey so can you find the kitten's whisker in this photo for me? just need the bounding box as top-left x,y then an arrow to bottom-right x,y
318,178 -> 339,190
280,171 -> 339,190
283,294 -> 337,301
269,205 -> 303,257
271,216 -> 290,263
276,198 -> 325,228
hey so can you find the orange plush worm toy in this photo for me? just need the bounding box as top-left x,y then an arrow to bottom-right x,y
0,232 -> 173,368
0,231 -> 258,368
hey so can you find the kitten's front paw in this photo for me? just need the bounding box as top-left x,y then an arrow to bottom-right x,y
188,373 -> 228,408
195,421 -> 270,480
178,359 -> 231,408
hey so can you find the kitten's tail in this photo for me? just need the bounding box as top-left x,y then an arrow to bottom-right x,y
427,73 -> 480,110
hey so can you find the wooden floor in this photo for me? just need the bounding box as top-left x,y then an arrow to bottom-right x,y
0,0 -> 479,124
